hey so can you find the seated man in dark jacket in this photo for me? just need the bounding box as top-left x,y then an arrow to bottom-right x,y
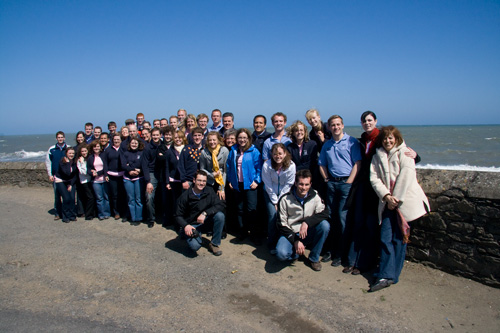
175,170 -> 226,256
276,169 -> 330,271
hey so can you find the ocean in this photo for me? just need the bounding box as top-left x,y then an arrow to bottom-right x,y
1,125 -> 499,172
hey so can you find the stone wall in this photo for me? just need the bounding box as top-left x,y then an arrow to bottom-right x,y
1,162 -> 499,287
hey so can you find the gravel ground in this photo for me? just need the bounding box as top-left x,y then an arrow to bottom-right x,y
1,185 -> 499,332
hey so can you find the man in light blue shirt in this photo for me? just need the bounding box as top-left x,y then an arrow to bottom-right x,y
318,115 -> 361,267
262,112 -> 292,161
208,109 -> 223,132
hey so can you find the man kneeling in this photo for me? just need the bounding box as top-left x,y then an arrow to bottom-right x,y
276,169 -> 330,271
175,170 -> 225,256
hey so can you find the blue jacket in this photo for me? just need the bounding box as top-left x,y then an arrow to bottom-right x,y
120,149 -> 150,182
45,143 -> 68,176
226,144 -> 262,191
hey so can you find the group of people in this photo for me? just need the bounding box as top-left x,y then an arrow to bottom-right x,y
46,108 -> 430,292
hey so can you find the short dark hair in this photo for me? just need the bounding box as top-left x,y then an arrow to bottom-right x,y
56,131 -> 65,138
222,112 -> 234,120
151,127 -> 161,135
271,112 -> 287,123
328,115 -> 343,126
361,111 -> 377,122
128,138 -> 145,151
108,121 -> 117,128
253,114 -> 267,125
192,127 -> 204,135
85,122 -> 93,128
295,169 -> 312,183
95,126 -> 102,131
100,132 -> 109,139
195,170 -> 208,179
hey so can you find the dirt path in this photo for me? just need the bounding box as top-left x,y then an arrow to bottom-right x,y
0,186 -> 499,332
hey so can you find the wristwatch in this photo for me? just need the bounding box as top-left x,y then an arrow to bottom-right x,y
201,211 -> 207,216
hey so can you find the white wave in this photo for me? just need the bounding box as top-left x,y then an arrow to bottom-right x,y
485,137 -> 497,140
417,164 -> 500,172
0,150 -> 46,161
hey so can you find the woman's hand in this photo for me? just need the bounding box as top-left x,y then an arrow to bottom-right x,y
213,171 -> 221,178
385,194 -> 400,210
405,147 -> 417,159
250,181 -> 258,190
317,130 -> 325,142
67,185 -> 72,192
217,190 -> 225,200
166,184 -> 171,190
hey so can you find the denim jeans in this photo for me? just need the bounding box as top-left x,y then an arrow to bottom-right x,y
325,179 -> 352,261
264,190 -> 278,249
276,220 -> 330,263
92,181 -> 111,219
182,211 -> 225,252
108,175 -> 125,217
235,183 -> 258,235
144,172 -> 159,223
55,182 -> 76,221
375,209 -> 407,284
123,178 -> 144,222
346,184 -> 379,270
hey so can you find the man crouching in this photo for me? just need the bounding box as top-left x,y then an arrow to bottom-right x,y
175,170 -> 226,256
276,169 -> 330,271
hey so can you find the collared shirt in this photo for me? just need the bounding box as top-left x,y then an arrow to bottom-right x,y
209,123 -> 223,132
318,133 -> 362,178
262,133 -> 292,160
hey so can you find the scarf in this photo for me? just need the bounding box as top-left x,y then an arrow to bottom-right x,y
361,128 -> 380,158
390,179 -> 410,244
209,144 -> 224,187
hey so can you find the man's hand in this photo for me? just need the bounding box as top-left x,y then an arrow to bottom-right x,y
294,240 -> 305,256
217,190 -> 225,200
146,183 -> 154,194
405,147 -> 417,159
196,213 -> 206,224
49,176 -> 54,182
166,183 -> 171,190
184,225 -> 195,237
250,181 -> 258,190
182,181 -> 190,190
299,222 -> 308,239
67,185 -> 72,192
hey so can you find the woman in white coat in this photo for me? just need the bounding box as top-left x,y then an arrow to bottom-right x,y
369,126 -> 430,292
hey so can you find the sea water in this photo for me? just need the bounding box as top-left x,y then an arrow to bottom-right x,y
1,125 -> 499,171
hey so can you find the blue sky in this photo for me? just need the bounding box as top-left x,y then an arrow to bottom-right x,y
1,0 -> 499,135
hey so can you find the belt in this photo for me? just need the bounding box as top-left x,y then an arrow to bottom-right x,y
330,176 -> 348,181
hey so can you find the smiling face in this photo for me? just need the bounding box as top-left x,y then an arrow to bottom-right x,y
382,133 -> 396,152
66,149 -> 75,160
76,133 -> 85,144
293,124 -> 306,142
197,117 -> 208,129
329,117 -> 344,140
362,114 -> 377,134
113,135 -> 121,147
164,131 -> 173,142
93,143 -> 101,155
186,118 -> 196,130
136,115 -> 144,125
56,133 -> 65,145
295,176 -> 312,198
223,116 -> 234,130
307,113 -> 321,129
170,117 -> 178,128
177,110 -> 187,122
93,128 -> 102,138
128,125 -> 138,138
160,119 -> 167,127
151,130 -> 161,143
211,111 -> 221,126
193,173 -> 207,193
80,147 -> 88,158
272,115 -> 286,132
272,146 -> 286,165
130,139 -> 139,150
85,125 -> 93,136
253,116 -> 266,133
225,134 -> 236,147
142,129 -> 151,142
192,132 -> 203,146
99,134 -> 109,148
237,132 -> 249,147
174,133 -> 184,146
207,134 -> 218,149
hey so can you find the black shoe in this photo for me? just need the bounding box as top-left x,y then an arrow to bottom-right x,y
148,222 -> 154,228
369,279 -> 394,292
331,257 -> 341,267
221,232 -> 227,239
121,217 -> 128,222
70,218 -> 77,222
321,252 -> 332,263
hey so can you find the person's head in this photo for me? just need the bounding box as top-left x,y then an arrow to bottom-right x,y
56,131 -> 65,145
136,113 -> 145,125
173,129 -> 188,146
294,169 -> 313,198
107,121 -> 117,133
128,137 -> 144,151
305,109 -> 322,131
193,170 -> 208,193
236,128 -> 252,151
99,132 -> 109,148
169,116 -> 179,128
224,128 -> 237,148
160,118 -> 168,128
253,115 -> 267,133
360,111 -> 378,134
222,112 -> 234,130
191,127 -> 204,146
271,112 -> 287,132
88,140 -> 101,155
75,131 -> 85,145
206,131 -> 224,150
77,144 -> 89,159
120,126 -> 129,139
84,123 -> 93,136
93,126 -> 102,138
162,125 -> 175,143
211,109 -> 222,125
327,115 -> 344,138
111,133 -> 122,148
271,143 -> 291,170
151,128 -> 161,143
153,119 -> 161,128
125,118 -> 135,126
196,113 -> 209,130
177,109 -> 187,123
65,147 -> 76,161
287,120 -> 309,143
143,121 -> 152,130
141,128 -> 151,142
378,126 -> 404,152
128,124 -> 138,138
185,114 -> 197,131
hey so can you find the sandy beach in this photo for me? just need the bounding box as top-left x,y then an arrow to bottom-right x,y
1,185 -> 499,332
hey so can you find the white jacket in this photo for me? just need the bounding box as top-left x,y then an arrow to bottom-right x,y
262,160 -> 296,204
370,142 -> 430,223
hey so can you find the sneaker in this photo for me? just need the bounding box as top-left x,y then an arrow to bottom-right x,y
208,243 -> 222,256
369,278 -> 394,292
310,260 -> 322,272
331,257 -> 341,267
321,252 -> 332,263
